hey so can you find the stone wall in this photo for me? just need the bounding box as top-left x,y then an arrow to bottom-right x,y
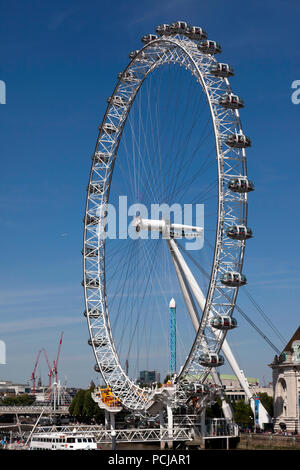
238,433 -> 300,450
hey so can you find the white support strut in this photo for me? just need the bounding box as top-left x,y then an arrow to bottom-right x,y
168,239 -> 233,420
168,239 -> 271,426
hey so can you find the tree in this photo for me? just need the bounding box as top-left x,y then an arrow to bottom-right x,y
232,400 -> 253,428
257,392 -> 273,417
0,394 -> 35,406
69,389 -> 86,419
69,388 -> 104,424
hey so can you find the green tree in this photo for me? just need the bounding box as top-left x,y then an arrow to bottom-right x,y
257,392 -> 273,417
69,388 -> 104,424
0,394 -> 35,406
69,389 -> 86,419
232,400 -> 253,428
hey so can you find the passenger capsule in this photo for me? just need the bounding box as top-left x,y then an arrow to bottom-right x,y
100,123 -> 118,134
117,71 -> 138,82
156,24 -> 171,36
107,95 -> 127,108
129,50 -> 140,60
94,364 -> 100,373
102,365 -> 115,373
228,177 -> 254,193
82,245 -> 99,257
199,353 -> 224,367
225,133 -> 251,148
83,278 -> 100,288
93,152 -> 111,163
226,225 -> 253,240
210,63 -> 234,78
84,308 -> 101,318
88,337 -> 108,348
129,50 -> 148,62
210,316 -> 238,330
219,93 -> 244,109
141,34 -> 158,44
88,183 -> 104,194
85,215 -> 100,225
197,40 -> 221,55
169,21 -> 189,34
220,272 -> 247,287
186,383 -> 208,395
186,26 -> 207,41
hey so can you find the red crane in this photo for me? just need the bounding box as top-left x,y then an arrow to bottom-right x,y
31,332 -> 64,401
30,349 -> 42,394
42,348 -> 54,400
52,332 -> 64,384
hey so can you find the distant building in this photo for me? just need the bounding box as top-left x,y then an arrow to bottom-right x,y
0,380 -> 31,396
269,326 -> 300,433
207,374 -> 273,402
139,370 -> 159,385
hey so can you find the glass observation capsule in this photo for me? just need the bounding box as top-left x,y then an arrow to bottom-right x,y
228,177 -> 254,193
156,24 -> 172,35
129,50 -> 148,62
94,364 -> 100,373
141,34 -> 158,44
107,95 -> 127,108
169,21 -> 190,34
93,152 -> 110,164
199,353 -> 225,367
226,225 -> 253,240
83,278 -> 100,288
88,183 -> 104,194
210,63 -> 234,78
219,93 -> 244,109
85,215 -> 100,225
225,133 -> 251,148
82,245 -> 99,257
210,316 -> 238,330
101,365 -> 115,373
186,26 -> 207,40
197,40 -> 221,54
101,123 -> 117,134
186,383 -> 208,394
117,71 -> 137,82
83,308 -> 101,318
220,272 -> 247,287
88,337 -> 108,348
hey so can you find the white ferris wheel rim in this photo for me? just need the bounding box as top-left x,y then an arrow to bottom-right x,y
83,33 -> 249,411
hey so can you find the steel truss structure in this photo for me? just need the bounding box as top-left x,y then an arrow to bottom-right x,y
82,24 -> 251,411
33,419 -> 239,443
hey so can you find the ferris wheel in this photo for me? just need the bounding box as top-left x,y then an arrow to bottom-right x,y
82,21 -> 254,412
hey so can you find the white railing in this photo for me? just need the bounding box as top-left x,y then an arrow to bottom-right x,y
0,405 -> 69,414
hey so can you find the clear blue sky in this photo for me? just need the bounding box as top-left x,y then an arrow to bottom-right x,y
0,0 -> 299,388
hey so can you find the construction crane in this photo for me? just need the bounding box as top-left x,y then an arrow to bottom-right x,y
31,332 -> 64,401
52,332 -> 64,384
42,348 -> 54,401
30,350 -> 42,394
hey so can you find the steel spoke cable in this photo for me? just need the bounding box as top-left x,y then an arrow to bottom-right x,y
242,287 -> 287,346
178,243 -> 282,355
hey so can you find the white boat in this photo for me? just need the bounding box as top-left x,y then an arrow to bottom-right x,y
29,429 -> 98,450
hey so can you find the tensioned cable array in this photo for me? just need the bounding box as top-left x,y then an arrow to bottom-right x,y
179,243 -> 282,355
